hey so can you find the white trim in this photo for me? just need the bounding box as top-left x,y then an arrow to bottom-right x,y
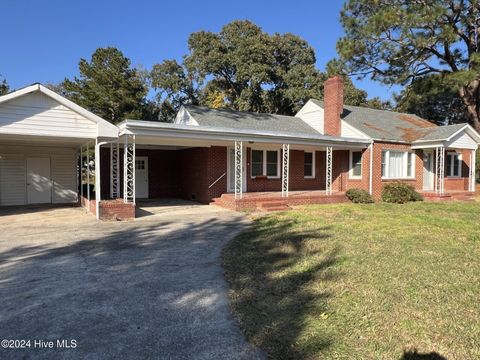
0,84 -> 119,138
381,150 -> 416,180
349,150 -> 363,179
304,151 -> 315,179
118,120 -> 371,148
250,148 -> 281,179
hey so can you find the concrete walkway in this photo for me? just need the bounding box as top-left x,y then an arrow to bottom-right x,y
0,202 -> 263,359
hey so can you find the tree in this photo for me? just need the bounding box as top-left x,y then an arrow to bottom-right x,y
150,20 -> 327,116
325,58 -> 391,109
338,0 -> 480,131
62,47 -> 148,124
396,74 -> 468,125
0,76 -> 9,95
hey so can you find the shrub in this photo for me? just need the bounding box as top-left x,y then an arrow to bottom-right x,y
346,188 -> 374,203
381,182 -> 423,204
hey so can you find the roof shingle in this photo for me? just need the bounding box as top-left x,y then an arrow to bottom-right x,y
184,105 -> 319,136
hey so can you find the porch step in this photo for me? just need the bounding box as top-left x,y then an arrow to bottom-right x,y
257,200 -> 290,212
422,191 -> 476,202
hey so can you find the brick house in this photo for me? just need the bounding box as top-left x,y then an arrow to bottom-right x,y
0,77 -> 479,219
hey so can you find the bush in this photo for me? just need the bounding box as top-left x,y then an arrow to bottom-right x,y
346,188 -> 374,203
381,182 -> 423,204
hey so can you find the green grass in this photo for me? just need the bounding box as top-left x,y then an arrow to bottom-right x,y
223,201 -> 480,359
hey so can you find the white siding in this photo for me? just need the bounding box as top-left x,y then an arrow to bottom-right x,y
0,92 -> 97,138
0,145 -> 78,206
174,107 -> 199,126
341,120 -> 370,139
447,131 -> 478,150
0,154 -> 26,205
295,101 -> 324,133
52,154 -> 77,203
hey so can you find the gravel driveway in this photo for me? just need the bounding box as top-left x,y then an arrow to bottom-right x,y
0,201 -> 262,359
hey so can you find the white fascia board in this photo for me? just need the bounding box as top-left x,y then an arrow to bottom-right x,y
411,142 -> 444,149
119,120 -> 371,148
0,83 -> 119,139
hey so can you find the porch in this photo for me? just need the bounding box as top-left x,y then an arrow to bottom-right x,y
212,190 -> 349,212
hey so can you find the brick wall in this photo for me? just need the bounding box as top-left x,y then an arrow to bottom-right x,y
370,142 -> 423,199
324,76 -> 343,136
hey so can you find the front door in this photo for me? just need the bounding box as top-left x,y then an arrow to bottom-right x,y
135,156 -> 149,199
228,147 -> 246,192
423,151 -> 434,190
27,157 -> 52,204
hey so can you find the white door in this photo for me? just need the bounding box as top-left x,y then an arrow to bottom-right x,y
423,152 -> 434,190
26,157 -> 52,204
228,147 -> 247,192
135,157 -> 149,199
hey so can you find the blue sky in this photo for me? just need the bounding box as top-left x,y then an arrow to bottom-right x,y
1,0 -> 401,101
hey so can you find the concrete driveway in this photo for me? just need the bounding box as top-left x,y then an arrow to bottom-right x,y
0,201 -> 262,359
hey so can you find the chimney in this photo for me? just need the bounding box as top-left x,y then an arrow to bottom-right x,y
323,76 -> 343,136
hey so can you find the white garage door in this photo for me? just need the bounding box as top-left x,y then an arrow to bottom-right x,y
0,145 -> 78,206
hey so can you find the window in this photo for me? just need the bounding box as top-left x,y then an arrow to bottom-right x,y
266,151 -> 278,177
349,151 -> 362,178
251,150 -> 263,177
381,150 -> 415,179
446,152 -> 462,177
304,152 -> 315,178
250,149 -> 279,178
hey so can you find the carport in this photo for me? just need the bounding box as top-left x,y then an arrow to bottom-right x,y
0,84 -> 118,217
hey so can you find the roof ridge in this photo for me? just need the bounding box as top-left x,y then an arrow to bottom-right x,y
184,104 -> 300,119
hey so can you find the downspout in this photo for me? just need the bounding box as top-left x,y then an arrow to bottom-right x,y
369,141 -> 374,195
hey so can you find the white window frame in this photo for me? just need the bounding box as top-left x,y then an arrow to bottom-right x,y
349,150 -> 363,179
250,149 -> 280,179
381,150 -> 416,180
304,151 -> 315,179
446,151 -> 462,177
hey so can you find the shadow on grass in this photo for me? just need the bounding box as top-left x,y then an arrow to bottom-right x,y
401,350 -> 447,360
223,215 -> 340,359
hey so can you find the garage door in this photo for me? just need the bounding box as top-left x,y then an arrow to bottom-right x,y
0,145 -> 78,206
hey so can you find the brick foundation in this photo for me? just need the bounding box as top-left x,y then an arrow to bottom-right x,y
81,196 -> 135,220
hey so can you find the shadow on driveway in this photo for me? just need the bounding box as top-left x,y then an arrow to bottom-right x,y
0,205 -> 263,359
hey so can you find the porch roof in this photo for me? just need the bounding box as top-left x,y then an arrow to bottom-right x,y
411,124 -> 480,150
117,119 -> 372,148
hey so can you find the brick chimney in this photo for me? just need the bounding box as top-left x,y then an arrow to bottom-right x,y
323,76 -> 344,136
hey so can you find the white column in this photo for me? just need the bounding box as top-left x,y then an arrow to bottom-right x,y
326,146 -> 333,195
368,143 -> 373,195
86,142 -> 90,210
282,144 -> 289,198
95,140 -> 101,220
123,134 -> 136,203
80,145 -> 83,200
470,149 -> 477,192
110,142 -> 120,198
435,146 -> 445,195
234,141 -> 243,199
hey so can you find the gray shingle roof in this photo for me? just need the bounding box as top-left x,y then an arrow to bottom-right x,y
310,99 -> 438,142
184,105 -> 319,136
414,123 -> 466,141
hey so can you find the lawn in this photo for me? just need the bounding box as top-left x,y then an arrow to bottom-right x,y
223,201 -> 480,359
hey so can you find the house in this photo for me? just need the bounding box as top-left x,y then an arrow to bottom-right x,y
0,77 -> 479,220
